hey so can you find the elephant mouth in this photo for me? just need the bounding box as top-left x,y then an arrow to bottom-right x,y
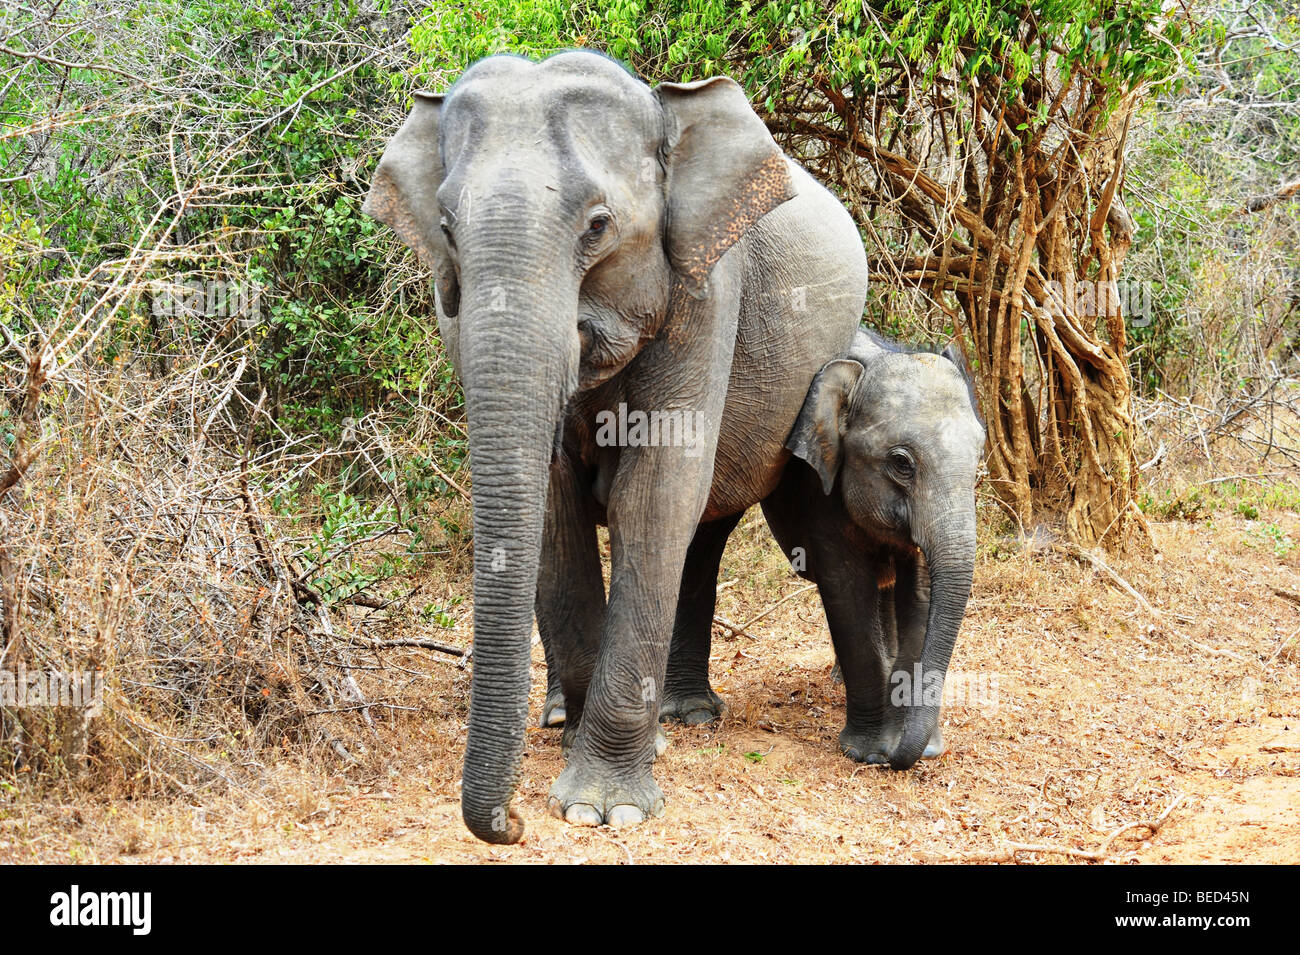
853,522 -> 922,570
577,322 -> 620,385
577,311 -> 658,388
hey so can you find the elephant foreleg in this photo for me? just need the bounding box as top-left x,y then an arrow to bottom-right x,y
816,548 -> 898,764
548,279 -> 739,827
548,452 -> 710,826
762,467 -> 897,763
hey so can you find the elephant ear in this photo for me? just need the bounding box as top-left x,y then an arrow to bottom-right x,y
940,340 -> 983,426
940,341 -> 971,382
363,92 -> 460,320
786,359 -> 865,496
656,76 -> 796,296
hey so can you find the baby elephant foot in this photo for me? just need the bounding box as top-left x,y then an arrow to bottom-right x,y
541,685 -> 567,728
922,724 -> 945,759
547,762 -> 666,828
659,685 -> 728,726
839,724 -> 945,765
838,725 -> 898,766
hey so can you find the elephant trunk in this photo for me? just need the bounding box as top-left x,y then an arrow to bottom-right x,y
456,233 -> 579,844
890,506 -> 976,770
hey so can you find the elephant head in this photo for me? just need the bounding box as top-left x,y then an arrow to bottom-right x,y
363,51 -> 794,843
787,330 -> 985,769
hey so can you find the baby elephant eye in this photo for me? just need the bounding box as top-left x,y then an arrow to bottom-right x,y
887,448 -> 916,478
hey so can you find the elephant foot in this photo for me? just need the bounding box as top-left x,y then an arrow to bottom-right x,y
921,724 -> 944,759
547,761 -> 665,828
659,685 -> 728,726
541,685 -> 567,728
838,726 -> 895,765
839,723 -> 945,765
654,728 -> 669,757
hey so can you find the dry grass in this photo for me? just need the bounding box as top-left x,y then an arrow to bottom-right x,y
2,498 -> 1296,864
0,342 -> 469,799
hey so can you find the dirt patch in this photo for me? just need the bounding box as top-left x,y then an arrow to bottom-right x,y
1139,711 -> 1300,863
2,510 -> 1298,863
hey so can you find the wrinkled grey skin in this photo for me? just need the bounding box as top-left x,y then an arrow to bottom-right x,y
644,328 -> 985,768
363,50 -> 865,842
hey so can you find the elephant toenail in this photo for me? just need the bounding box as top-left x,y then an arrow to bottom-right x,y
606,805 -> 645,827
564,803 -> 604,827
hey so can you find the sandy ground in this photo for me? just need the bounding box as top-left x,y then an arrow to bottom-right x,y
2,508 -> 1298,864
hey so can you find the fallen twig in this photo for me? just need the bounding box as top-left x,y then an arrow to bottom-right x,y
938,843 -> 1112,863
345,634 -> 471,661
1097,793 -> 1186,854
739,583 -> 818,631
712,614 -> 756,640
935,796 -> 1184,863
1265,626 -> 1298,667
1269,587 -> 1300,607
1055,542 -> 1253,665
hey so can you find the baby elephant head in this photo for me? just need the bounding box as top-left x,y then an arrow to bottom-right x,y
787,340 -> 984,550
786,336 -> 985,768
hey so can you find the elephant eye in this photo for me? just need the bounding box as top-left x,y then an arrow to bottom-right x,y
887,448 -> 916,480
585,215 -> 609,237
439,215 -> 456,248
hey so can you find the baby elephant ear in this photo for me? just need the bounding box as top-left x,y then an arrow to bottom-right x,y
940,341 -> 983,424
786,359 -> 865,496
941,341 -> 972,382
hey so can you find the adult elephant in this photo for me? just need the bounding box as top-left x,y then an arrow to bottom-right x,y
364,50 -> 865,843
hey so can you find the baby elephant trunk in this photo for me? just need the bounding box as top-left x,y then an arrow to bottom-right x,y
890,525 -> 975,770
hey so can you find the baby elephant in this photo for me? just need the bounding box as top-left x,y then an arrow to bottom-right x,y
659,329 -> 985,770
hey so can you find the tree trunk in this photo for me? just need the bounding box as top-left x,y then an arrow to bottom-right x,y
773,67 -> 1150,550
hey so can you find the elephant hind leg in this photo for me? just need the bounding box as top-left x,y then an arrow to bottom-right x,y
541,677 -> 567,728
660,512 -> 743,726
535,452 -> 604,732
